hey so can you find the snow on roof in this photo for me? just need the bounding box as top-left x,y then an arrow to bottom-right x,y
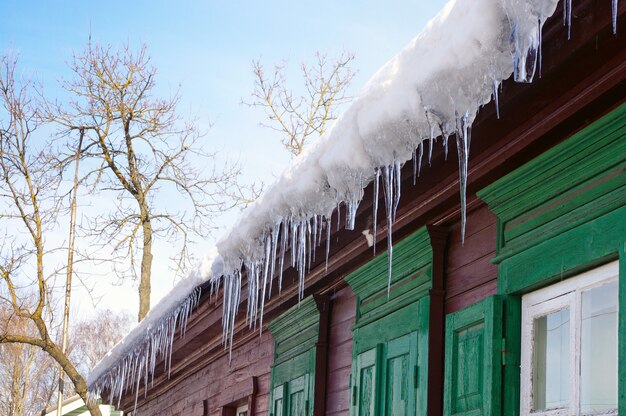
88,0 -> 575,406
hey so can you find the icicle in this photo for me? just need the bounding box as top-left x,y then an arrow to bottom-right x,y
346,200 -> 359,230
373,167 -> 380,255
279,220 -> 287,293
298,219 -> 307,300
492,79 -> 500,119
268,223 -> 279,299
417,141 -> 424,176
393,161 -> 401,222
613,0 -> 618,34
428,133 -> 434,166
567,0 -> 572,39
306,219 -> 312,273
456,111 -> 472,244
412,149 -> 418,185
325,217 -> 331,273
538,17 -> 543,78
381,165 -> 394,295
89,283 -> 204,413
443,135 -> 449,160
336,203 -> 341,231
259,235 -> 271,334
290,218 -> 297,268
511,19 -> 538,83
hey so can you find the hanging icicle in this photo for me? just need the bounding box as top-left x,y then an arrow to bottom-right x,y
456,111 -> 472,244
613,0 -> 619,34
87,287 -> 202,412
373,167 -> 381,254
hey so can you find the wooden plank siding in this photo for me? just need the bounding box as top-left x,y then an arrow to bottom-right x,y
444,203 -> 498,314
324,287 -> 356,416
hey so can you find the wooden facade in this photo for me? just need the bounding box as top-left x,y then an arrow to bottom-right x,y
110,1 -> 626,415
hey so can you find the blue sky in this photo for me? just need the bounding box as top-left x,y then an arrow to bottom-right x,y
3,0 -> 448,315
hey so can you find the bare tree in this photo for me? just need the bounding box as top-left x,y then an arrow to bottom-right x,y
245,51 -> 356,156
0,55 -> 103,416
49,42 -> 258,321
0,306 -> 57,416
69,309 -> 133,374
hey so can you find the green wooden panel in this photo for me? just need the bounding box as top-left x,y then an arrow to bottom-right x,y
345,227 -> 433,328
267,296 -> 320,362
353,346 -> 380,416
617,242 -> 626,416
351,331 -> 423,416
478,101 -> 626,260
444,296 -> 502,416
382,333 -> 418,416
272,348 -> 315,385
498,206 -> 625,295
288,374 -> 309,416
268,295 -> 319,416
355,297 -> 423,353
501,296 -> 522,416
272,383 -> 285,416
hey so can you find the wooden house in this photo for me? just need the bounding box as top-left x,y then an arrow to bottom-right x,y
90,0 -> 626,415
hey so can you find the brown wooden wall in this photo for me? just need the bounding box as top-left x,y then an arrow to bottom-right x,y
325,286 -> 356,416
444,202 -> 498,314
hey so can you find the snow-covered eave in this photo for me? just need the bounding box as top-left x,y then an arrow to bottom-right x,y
86,251 -> 223,404
87,0 -> 621,408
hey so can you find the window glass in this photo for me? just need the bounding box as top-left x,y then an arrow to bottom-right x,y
580,281 -> 618,413
532,308 -> 570,411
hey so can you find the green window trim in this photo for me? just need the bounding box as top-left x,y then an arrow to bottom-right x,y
267,296 -> 319,416
345,227 -> 433,415
478,102 -> 626,415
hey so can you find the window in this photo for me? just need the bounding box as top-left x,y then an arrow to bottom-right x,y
346,227 -> 433,416
235,404 -> 248,416
520,261 -> 619,415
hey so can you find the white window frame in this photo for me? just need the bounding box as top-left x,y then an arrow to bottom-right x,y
520,260 -> 619,416
236,404 -> 248,416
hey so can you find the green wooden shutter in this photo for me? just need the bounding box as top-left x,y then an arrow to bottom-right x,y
287,373 -> 310,416
444,296 -> 503,416
272,383 -> 285,416
381,332 -> 418,416
353,346 -> 380,416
